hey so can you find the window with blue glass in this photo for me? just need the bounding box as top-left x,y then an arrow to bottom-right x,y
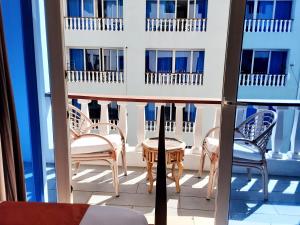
165,103 -> 176,121
145,103 -> 156,121
192,51 -> 205,73
189,0 -> 208,18
241,49 -> 288,75
160,0 -> 175,18
67,0 -> 82,17
86,49 -> 99,71
157,51 -> 173,73
83,0 -> 94,17
145,50 -> 157,72
275,1 -> 292,19
146,0 -> 158,18
104,0 -> 123,18
104,49 -> 124,71
245,0 -> 292,20
175,51 -> 190,73
70,49 -> 84,70
183,104 -> 196,122
108,102 -> 119,120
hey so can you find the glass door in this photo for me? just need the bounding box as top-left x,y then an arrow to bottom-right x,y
217,0 -> 300,224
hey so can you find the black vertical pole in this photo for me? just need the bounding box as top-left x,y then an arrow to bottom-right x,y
155,106 -> 167,225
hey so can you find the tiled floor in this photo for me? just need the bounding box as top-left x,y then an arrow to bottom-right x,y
71,165 -> 215,225
32,163 -> 300,225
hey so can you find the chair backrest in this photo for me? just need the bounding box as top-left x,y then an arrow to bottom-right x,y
235,110 -> 277,152
68,104 -> 93,138
202,127 -> 220,155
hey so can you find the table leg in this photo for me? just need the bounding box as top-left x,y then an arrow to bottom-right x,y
175,161 -> 184,193
147,162 -> 154,193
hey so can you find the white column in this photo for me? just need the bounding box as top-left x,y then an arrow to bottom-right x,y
118,102 -> 128,141
98,101 -> 110,135
270,106 -> 286,159
78,99 -> 90,118
192,104 -> 204,154
136,103 -> 147,147
289,107 -> 300,160
213,106 -> 221,138
155,103 -> 164,137
175,103 -> 185,140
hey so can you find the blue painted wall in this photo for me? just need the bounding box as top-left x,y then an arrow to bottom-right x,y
1,0 -> 45,202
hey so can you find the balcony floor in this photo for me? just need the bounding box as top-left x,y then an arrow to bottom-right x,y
41,164 -> 300,225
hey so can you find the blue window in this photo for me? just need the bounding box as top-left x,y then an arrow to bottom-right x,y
253,51 -> 269,74
275,1 -> 292,19
192,51 -> 205,73
165,103 -> 176,121
196,0 -> 207,18
145,50 -> 157,72
104,0 -> 117,17
86,49 -> 99,71
146,0 -> 158,18
245,1 -> 254,19
118,50 -> 124,71
157,51 -> 172,73
145,103 -> 156,121
175,51 -> 190,73
67,0 -> 82,17
241,50 -> 253,74
269,51 -> 287,74
83,0 -> 94,17
160,0 -> 175,18
104,0 -> 123,18
257,1 -> 274,19
183,104 -> 196,122
70,49 -> 84,70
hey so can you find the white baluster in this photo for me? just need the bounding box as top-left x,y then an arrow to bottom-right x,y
192,104 -> 204,154
136,103 -> 147,147
175,103 -> 185,140
98,101 -> 110,135
270,106 -> 286,159
279,20 -> 283,32
69,18 -> 73,30
257,19 -> 261,32
288,20 -> 292,32
289,107 -> 300,159
118,102 -> 128,141
283,20 -> 287,32
270,20 -> 274,32
78,99 -> 90,119
244,19 -> 247,32
266,20 -> 270,32
275,20 -> 278,32
261,20 -> 265,32
252,19 -> 256,32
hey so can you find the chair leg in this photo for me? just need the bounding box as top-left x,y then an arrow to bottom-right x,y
206,161 -> 215,200
198,152 -> 206,178
247,168 -> 252,182
262,162 -> 269,201
73,162 -> 80,176
111,161 -> 120,197
121,147 -> 127,176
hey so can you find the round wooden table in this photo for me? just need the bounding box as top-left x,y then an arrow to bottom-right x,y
142,137 -> 186,193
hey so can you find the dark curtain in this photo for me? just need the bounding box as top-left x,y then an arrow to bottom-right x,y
0,6 -> 26,201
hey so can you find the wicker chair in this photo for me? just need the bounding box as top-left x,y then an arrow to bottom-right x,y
68,104 -> 127,197
199,127 -> 220,200
233,110 -> 277,200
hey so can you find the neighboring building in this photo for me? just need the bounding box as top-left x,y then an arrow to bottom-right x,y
63,0 -> 300,170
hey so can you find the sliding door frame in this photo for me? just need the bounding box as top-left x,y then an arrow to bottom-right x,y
44,0 -> 71,203
214,0 -> 246,225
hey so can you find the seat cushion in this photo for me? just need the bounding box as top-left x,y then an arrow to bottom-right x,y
233,142 -> 263,161
79,205 -> 148,225
205,137 -> 219,153
71,134 -> 122,155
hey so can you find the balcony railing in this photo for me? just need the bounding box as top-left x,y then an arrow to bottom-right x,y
146,18 -> 207,32
67,71 -> 124,84
239,74 -> 286,87
65,17 -> 124,31
68,94 -> 300,173
244,19 -> 292,32
145,72 -> 204,85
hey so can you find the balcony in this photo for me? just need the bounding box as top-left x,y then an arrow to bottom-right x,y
64,17 -> 124,31
145,72 -> 204,86
239,74 -> 287,87
145,18 -> 207,32
67,70 -> 125,84
244,19 -> 293,33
